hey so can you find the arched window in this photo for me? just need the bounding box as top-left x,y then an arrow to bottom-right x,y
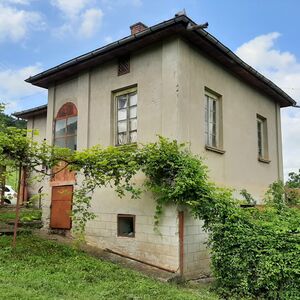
54,102 -> 77,150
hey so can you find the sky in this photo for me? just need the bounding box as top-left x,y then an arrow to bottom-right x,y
0,0 -> 299,179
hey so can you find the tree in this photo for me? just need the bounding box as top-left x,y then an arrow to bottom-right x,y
286,169 -> 300,188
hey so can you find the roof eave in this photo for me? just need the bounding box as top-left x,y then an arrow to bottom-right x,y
13,104 -> 47,120
25,15 -> 296,107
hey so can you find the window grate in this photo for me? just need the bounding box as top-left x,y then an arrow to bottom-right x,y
118,56 -> 130,76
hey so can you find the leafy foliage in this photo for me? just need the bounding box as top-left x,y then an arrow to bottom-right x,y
0,103 -> 26,130
286,169 -> 300,188
240,188 -> 256,205
210,207 -> 300,299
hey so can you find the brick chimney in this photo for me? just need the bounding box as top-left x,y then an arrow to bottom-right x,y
130,22 -> 148,35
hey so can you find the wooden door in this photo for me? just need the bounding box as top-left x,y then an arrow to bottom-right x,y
50,185 -> 73,229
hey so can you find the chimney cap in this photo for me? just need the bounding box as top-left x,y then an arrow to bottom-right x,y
130,22 -> 148,30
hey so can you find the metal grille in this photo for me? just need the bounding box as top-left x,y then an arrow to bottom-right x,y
56,102 -> 77,119
118,56 -> 130,76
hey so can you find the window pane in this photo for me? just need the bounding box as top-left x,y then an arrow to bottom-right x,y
55,119 -> 66,137
130,106 -> 137,118
118,133 -> 127,145
118,120 -> 127,133
54,138 -> 66,148
209,123 -> 213,135
257,120 -> 263,157
129,93 -> 137,106
118,95 -> 127,109
118,109 -> 127,121
130,118 -> 137,131
67,116 -> 77,135
66,136 -> 77,151
212,135 -> 217,147
130,131 -> 137,143
212,124 -> 216,136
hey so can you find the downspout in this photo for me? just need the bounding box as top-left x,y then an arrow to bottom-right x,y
178,211 -> 184,276
275,103 -> 283,180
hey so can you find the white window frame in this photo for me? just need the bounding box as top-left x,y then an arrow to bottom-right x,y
257,115 -> 268,160
205,91 -> 220,148
114,87 -> 137,146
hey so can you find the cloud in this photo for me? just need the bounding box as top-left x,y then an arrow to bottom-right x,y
78,8 -> 104,38
101,0 -> 142,8
51,0 -> 91,18
0,3 -> 42,42
0,64 -> 46,113
51,0 -> 103,38
236,33 -> 300,180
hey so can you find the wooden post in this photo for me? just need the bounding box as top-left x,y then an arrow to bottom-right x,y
12,164 -> 22,248
178,211 -> 184,276
0,166 -> 6,206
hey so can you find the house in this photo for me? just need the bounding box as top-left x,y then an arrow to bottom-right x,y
14,13 -> 296,279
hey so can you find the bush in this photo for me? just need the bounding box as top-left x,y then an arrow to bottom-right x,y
137,138 -> 300,298
210,207 -> 300,299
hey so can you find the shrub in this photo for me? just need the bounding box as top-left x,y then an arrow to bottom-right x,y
210,207 -> 300,299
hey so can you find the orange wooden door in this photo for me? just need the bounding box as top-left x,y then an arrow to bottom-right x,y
50,185 -> 73,229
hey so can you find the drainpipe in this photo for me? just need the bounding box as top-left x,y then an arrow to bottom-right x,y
178,210 -> 184,276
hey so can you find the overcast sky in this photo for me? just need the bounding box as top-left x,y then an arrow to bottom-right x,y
0,0 -> 299,179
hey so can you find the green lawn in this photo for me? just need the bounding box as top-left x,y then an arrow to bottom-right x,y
0,208 -> 41,222
0,234 -> 218,300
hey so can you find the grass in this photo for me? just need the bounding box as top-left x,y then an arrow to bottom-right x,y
0,207 -> 41,223
0,234 -> 218,300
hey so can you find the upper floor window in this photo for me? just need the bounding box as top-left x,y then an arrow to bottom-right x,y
115,88 -> 137,145
205,90 -> 222,149
257,114 -> 268,161
54,102 -> 78,151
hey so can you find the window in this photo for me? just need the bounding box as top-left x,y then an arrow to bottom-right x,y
117,214 -> 135,237
205,90 -> 221,149
115,88 -> 137,145
54,102 -> 78,151
257,115 -> 268,160
118,56 -> 130,76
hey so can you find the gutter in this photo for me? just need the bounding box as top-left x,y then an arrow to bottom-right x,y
25,16 -> 188,85
186,22 -> 296,107
25,14 -> 296,107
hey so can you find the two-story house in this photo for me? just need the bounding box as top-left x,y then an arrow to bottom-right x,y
14,14 -> 296,279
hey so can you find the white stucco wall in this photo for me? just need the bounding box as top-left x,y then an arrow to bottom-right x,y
176,39 -> 283,201
26,113 -> 47,204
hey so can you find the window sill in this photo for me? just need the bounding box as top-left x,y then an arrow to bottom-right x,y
117,235 -> 135,238
115,142 -> 138,148
258,157 -> 271,164
205,145 -> 226,155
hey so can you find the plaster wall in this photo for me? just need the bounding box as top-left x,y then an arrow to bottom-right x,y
26,114 -> 47,203
177,39 -> 283,201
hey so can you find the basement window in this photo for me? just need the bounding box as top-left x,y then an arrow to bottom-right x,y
117,214 -> 135,237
